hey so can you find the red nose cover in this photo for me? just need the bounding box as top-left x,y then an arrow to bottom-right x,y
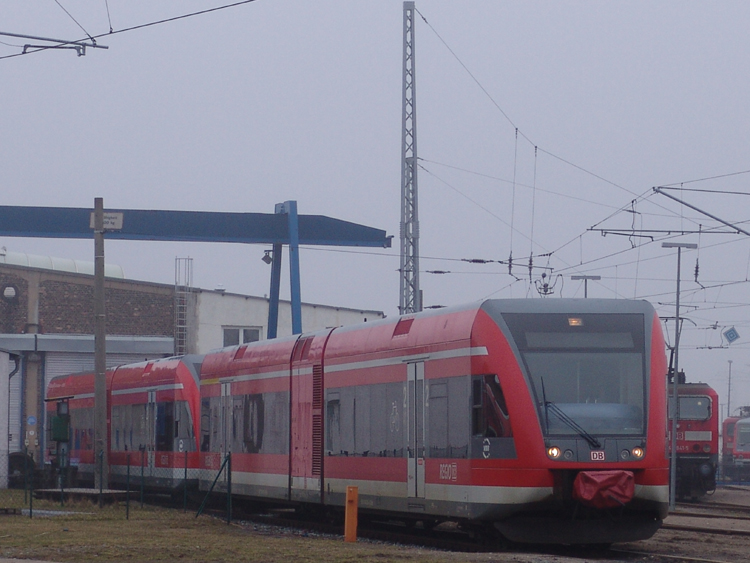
572,470 -> 635,509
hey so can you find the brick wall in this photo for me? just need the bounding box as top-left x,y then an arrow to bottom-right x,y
40,280 -> 174,336
0,265 -> 174,337
0,272 -> 28,334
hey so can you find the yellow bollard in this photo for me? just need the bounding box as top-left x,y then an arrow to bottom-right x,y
344,486 -> 358,542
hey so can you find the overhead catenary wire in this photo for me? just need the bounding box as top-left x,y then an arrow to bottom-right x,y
104,0 -> 114,34
0,0 -> 259,61
414,7 -> 638,201
53,0 -> 95,41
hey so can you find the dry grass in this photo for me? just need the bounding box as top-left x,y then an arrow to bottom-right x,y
0,502 -> 459,563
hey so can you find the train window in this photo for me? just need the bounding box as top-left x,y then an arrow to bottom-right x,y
70,407 -> 95,451
737,424 -> 750,448
727,422 -> 736,438
472,375 -> 512,438
243,394 -> 264,453
326,393 -> 341,454
200,399 -> 211,452
156,403 -> 175,451
676,396 -> 711,421
326,383 -> 404,458
503,312 -> 646,436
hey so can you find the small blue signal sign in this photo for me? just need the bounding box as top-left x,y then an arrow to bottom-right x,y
724,326 -> 741,344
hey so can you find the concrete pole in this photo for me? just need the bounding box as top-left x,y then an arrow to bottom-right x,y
94,198 -> 108,489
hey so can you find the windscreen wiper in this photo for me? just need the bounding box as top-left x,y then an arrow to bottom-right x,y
545,401 -> 602,450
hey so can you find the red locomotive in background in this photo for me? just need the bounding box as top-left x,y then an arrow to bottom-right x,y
670,377 -> 718,499
47,298 -> 669,545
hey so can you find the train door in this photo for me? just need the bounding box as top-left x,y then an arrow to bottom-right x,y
289,332 -> 331,504
407,361 -> 425,499
144,390 -> 157,476
220,382 -> 232,455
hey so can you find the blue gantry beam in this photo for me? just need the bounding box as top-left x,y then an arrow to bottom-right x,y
0,205 -> 391,247
0,202 -> 392,337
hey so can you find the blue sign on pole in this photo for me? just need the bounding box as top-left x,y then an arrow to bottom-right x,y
724,326 -> 741,344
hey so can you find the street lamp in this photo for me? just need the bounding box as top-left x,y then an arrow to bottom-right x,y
662,241 -> 697,510
571,275 -> 601,298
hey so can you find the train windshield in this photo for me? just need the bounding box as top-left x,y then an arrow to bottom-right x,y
736,425 -> 750,450
502,312 -> 646,437
675,397 -> 711,421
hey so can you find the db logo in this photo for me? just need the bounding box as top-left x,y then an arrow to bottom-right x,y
590,451 -> 606,461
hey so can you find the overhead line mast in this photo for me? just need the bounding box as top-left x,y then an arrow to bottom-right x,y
400,1 -> 421,314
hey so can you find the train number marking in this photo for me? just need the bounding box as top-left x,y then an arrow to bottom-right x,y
439,463 -> 458,481
590,450 -> 605,461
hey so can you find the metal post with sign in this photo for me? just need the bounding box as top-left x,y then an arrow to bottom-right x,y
93,198 -> 108,490
92,199 -> 123,491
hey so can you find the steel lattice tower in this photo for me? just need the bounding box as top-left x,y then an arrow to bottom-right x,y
399,1 -> 420,314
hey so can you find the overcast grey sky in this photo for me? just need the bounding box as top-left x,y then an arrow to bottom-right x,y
2,1 -> 750,412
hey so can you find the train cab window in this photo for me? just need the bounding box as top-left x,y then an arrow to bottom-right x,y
502,312 -> 646,436
675,396 -> 711,421
472,375 -> 512,438
737,424 -> 750,449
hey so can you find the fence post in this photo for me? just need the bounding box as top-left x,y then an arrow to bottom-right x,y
27,448 -> 33,519
60,449 -> 65,507
226,452 -> 232,524
140,447 -> 145,508
183,450 -> 188,513
24,447 -> 28,505
126,453 -> 131,520
98,449 -> 104,508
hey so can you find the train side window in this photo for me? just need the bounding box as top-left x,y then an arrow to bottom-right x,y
472,375 -> 512,438
429,382 -> 449,457
200,399 -> 211,452
243,394 -> 264,453
370,384 -> 388,456
156,402 -> 175,451
326,393 -> 341,454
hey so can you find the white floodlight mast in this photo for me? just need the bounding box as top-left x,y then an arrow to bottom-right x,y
400,1 -> 421,315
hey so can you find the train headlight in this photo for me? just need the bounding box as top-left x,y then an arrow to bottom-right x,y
631,447 -> 645,459
547,446 -> 562,459
703,444 -> 711,453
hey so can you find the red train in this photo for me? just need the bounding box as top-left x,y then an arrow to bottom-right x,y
46,355 -> 203,492
47,298 -> 669,545
671,380 -> 718,499
722,407 -> 750,480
